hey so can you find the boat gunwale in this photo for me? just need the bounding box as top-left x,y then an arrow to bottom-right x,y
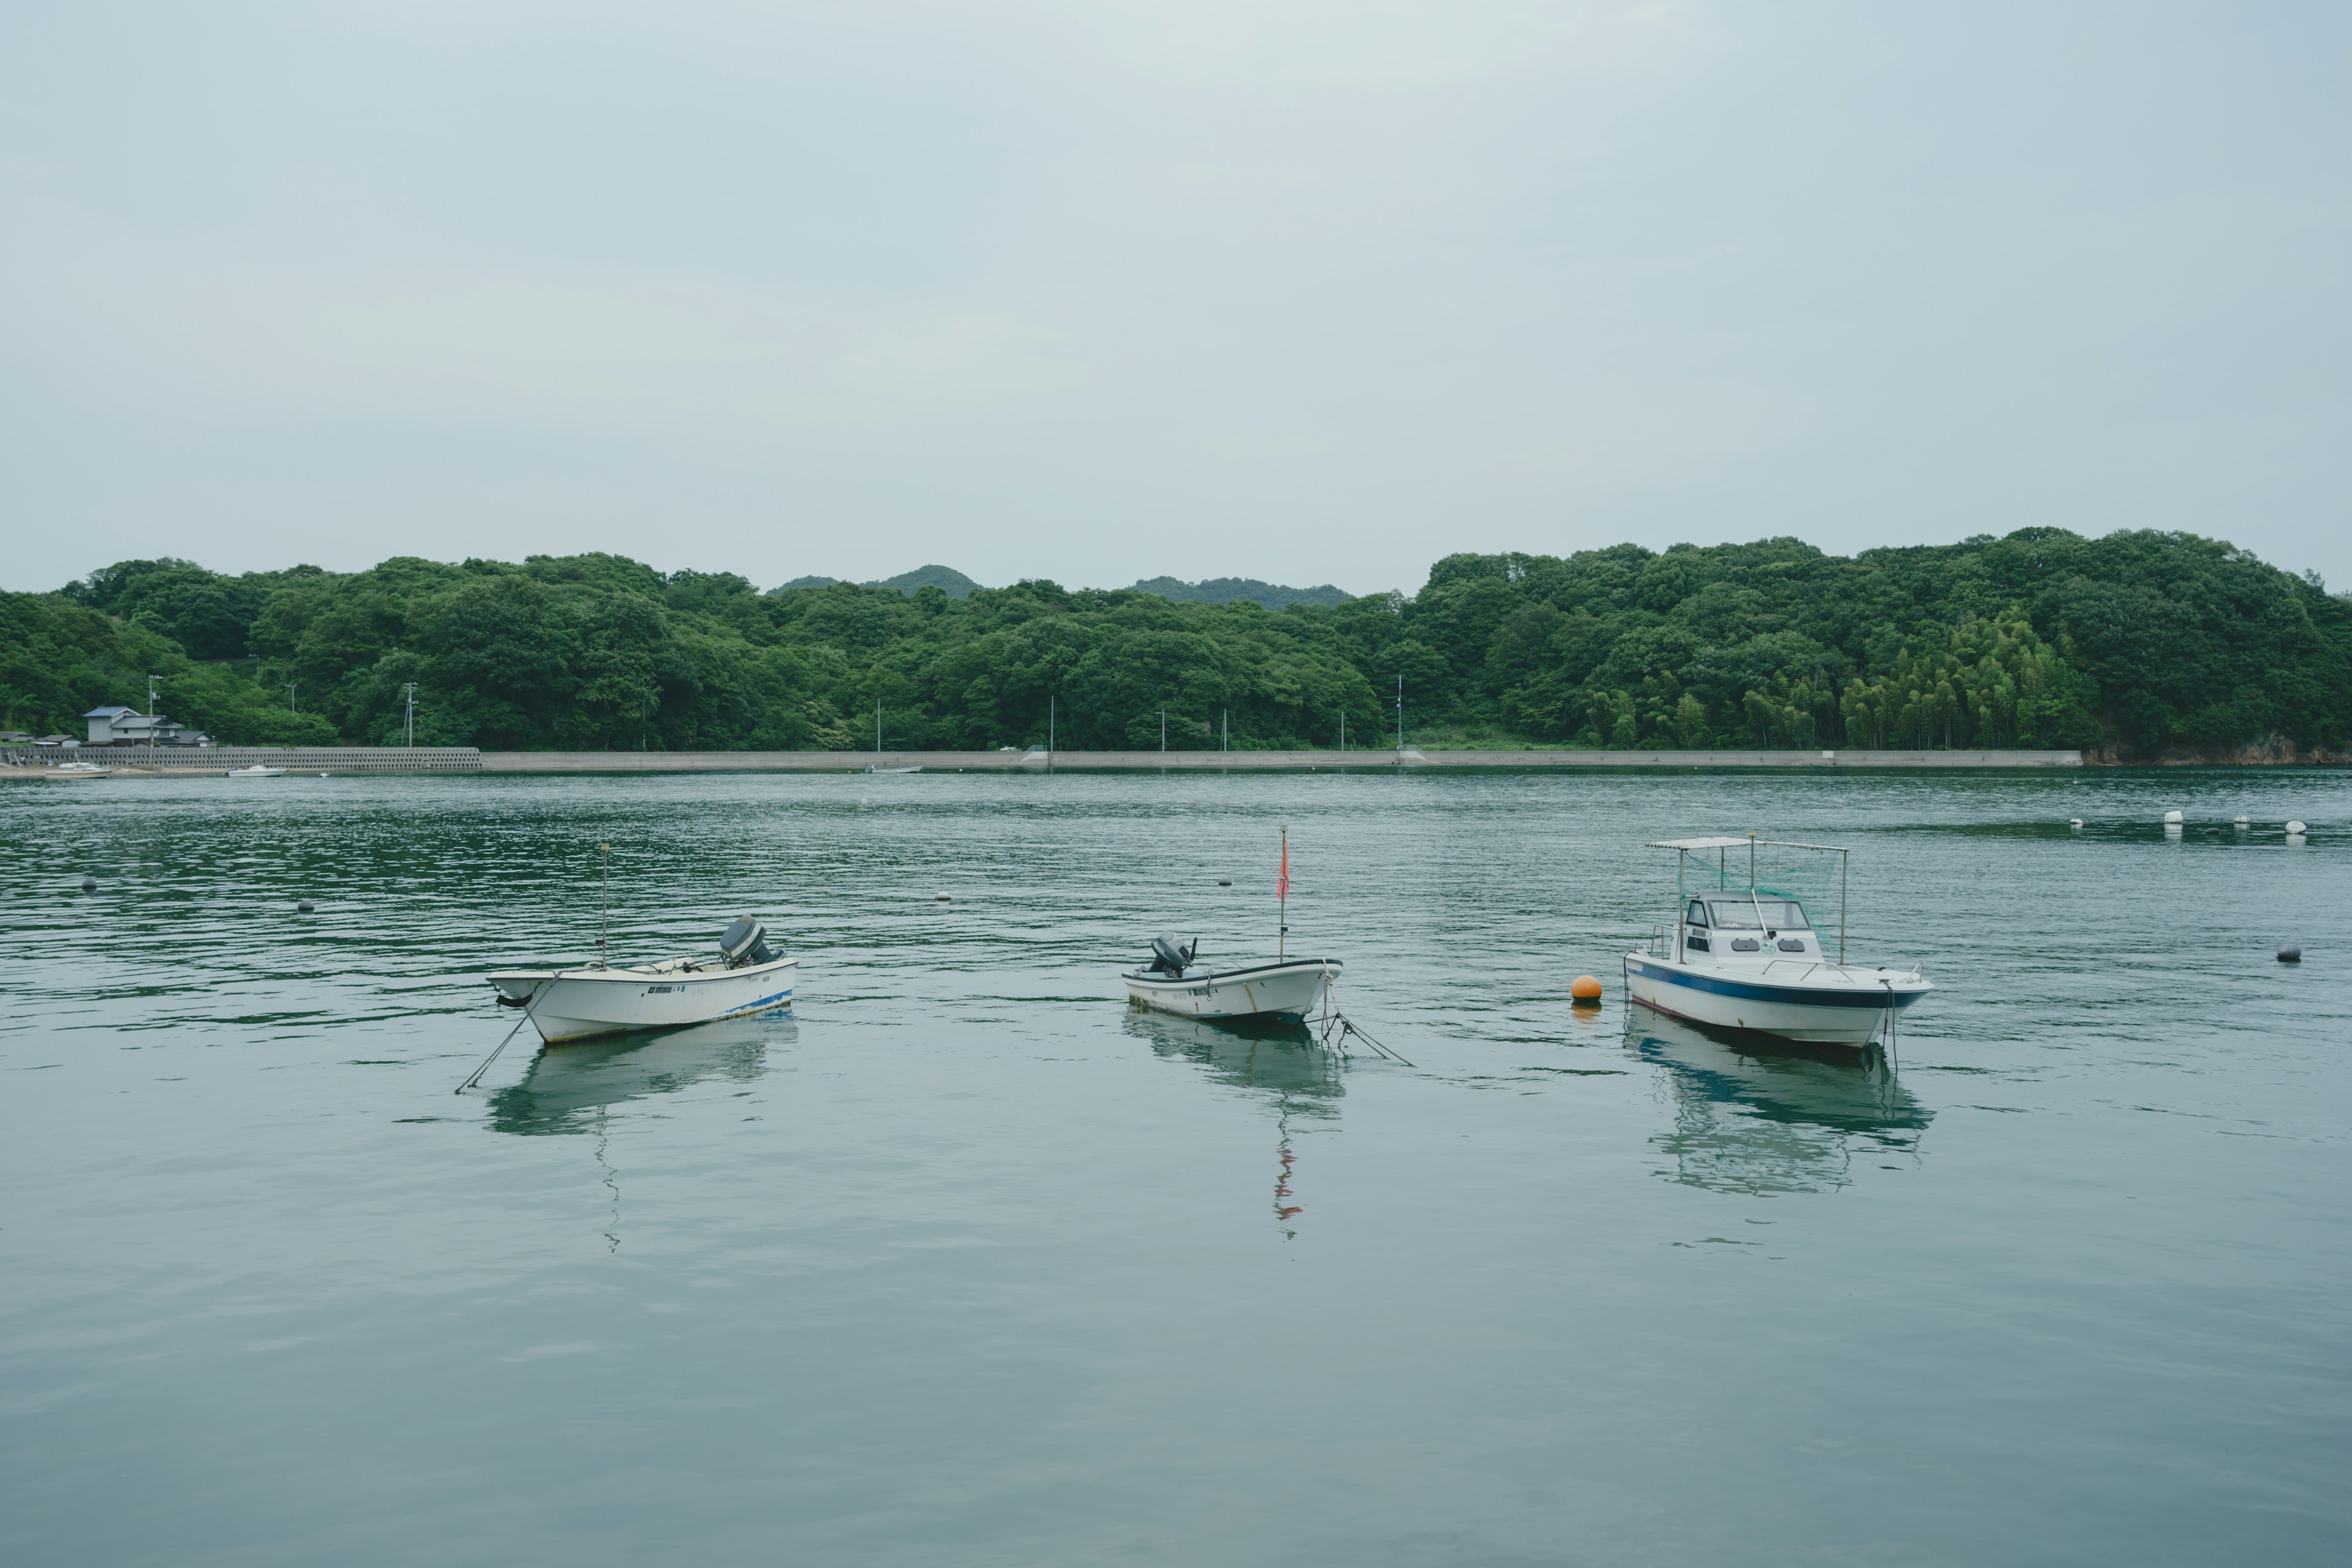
488,954 -> 799,987
1120,957 -> 1343,987
1626,953 -> 1929,1009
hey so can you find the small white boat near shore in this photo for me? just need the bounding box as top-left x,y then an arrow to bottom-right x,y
1623,835 -> 1930,1047
227,764 -> 287,778
1125,937 -> 1341,1023
42,761 -> 113,780
488,916 -> 796,1045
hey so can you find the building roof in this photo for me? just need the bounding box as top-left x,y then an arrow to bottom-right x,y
85,706 -> 137,718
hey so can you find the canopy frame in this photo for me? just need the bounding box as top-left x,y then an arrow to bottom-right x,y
1648,833 -> 1849,965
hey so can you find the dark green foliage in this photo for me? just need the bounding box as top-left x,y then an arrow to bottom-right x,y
1130,576 -> 1353,610
1374,532 -> 2347,756
6,529 -> 2344,756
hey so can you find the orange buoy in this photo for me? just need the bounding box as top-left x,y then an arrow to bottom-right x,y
1570,974 -> 1604,1005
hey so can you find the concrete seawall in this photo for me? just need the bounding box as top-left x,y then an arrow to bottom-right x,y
477,747 -> 2083,772
2,746 -> 483,774
6,745 -> 2083,777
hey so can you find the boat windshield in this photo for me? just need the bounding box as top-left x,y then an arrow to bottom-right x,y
1704,897 -> 1811,930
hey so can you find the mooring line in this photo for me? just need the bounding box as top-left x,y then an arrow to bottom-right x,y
457,986 -> 543,1093
1316,1000 -> 1415,1068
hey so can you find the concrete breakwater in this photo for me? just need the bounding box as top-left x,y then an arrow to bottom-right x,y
2,747 -> 483,774
480,747 -> 2084,772
6,745 -> 2081,776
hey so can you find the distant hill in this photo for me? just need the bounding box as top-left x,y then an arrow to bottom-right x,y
876,565 -> 981,598
771,565 -> 982,599
1131,576 -> 1352,609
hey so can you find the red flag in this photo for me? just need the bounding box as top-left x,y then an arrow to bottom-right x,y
1278,837 -> 1289,901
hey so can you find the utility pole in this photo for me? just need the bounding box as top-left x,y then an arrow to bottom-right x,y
875,697 -> 882,758
401,683 -> 418,747
1222,709 -> 1228,752
1340,712 -> 1346,752
1395,676 -> 1403,754
288,684 -> 298,714
146,674 -> 160,717
1160,707 -> 1166,753
1048,695 -> 1055,763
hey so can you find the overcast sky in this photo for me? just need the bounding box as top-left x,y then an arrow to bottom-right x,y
4,2 -> 2346,597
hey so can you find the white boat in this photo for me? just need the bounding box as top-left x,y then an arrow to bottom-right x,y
1622,835 -> 1930,1047
42,761 -> 112,780
1124,935 -> 1340,1022
487,916 -> 796,1045
227,764 -> 287,778
863,764 -> 921,774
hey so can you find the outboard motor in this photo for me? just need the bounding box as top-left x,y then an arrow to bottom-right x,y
1148,934 -> 1197,975
719,916 -> 778,969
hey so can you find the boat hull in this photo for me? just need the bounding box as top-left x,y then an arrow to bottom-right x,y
1124,959 -> 1338,1022
488,956 -> 797,1044
1624,953 -> 1927,1046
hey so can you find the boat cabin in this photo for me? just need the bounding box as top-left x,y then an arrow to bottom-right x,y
1678,894 -> 1817,960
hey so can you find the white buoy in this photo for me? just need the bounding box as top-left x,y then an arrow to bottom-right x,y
2286,820 -> 2307,835
2069,818 -> 2084,829
2164,810 -> 2184,824
2234,814 -> 2250,826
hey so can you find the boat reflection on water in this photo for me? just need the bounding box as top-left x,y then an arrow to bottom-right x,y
1123,1008 -> 1343,1239
1628,1011 -> 1929,1195
486,1016 -> 793,1137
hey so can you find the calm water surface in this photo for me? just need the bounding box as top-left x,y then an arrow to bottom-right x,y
3,769 -> 2348,1566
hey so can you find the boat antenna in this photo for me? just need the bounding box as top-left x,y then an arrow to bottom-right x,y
1278,824 -> 1290,959
598,843 -> 609,970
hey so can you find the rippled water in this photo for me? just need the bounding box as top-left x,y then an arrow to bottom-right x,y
4,768 -> 2348,1566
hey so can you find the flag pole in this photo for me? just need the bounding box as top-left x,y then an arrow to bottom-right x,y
1278,824 -> 1289,958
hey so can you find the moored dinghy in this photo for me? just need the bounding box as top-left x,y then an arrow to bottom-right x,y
1123,826 -> 1342,1023
1623,835 -> 1930,1047
1124,936 -> 1341,1023
487,915 -> 797,1045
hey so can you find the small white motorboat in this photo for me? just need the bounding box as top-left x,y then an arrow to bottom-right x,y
227,764 -> 287,778
1623,835 -> 1930,1047
863,764 -> 921,774
487,916 -> 797,1045
42,761 -> 113,780
1125,829 -> 1340,1023
1125,936 -> 1341,1022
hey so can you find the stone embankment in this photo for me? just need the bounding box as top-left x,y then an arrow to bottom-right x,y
478,747 -> 2084,772
3,745 -> 2086,777
0,747 -> 483,775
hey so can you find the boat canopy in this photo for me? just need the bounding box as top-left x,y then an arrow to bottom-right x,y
1649,833 -> 1853,965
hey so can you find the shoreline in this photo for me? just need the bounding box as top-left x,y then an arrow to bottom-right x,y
18,745 -> 2345,775
4,745 -> 2084,776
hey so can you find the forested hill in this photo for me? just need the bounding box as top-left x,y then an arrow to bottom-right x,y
1129,576 -> 1351,610
3,530 -> 2345,760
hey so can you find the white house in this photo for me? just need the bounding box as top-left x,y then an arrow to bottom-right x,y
83,707 -> 211,747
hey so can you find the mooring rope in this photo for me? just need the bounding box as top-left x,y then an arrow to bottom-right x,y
1314,978 -> 1415,1066
456,984 -> 545,1093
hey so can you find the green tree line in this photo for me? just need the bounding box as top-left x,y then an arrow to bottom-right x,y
3,529 -> 2345,758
